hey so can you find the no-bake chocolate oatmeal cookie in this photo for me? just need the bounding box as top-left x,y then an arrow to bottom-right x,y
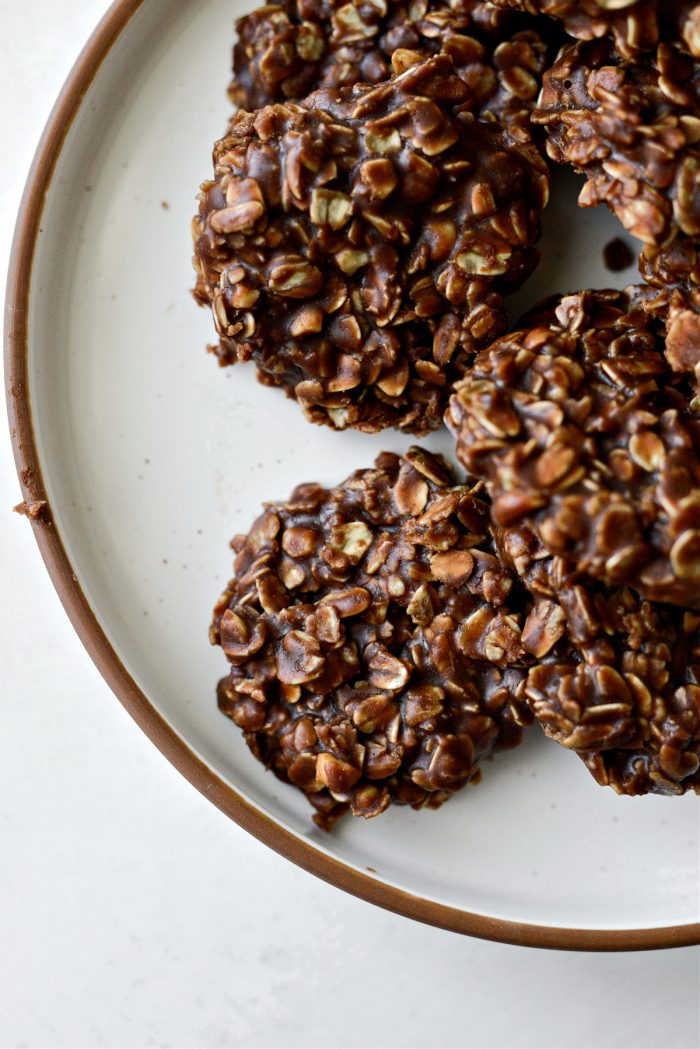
230,0 -> 553,132
446,288 -> 700,608
211,448 -> 532,827
526,587 -> 700,796
194,53 -> 549,433
533,37 -> 700,290
495,526 -> 700,796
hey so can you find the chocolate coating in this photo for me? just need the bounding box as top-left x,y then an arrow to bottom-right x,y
488,0 -> 692,59
635,282 -> 700,404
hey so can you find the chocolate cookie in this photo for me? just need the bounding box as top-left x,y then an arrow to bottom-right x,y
446,288 -> 700,608
230,0 -> 552,133
489,0 -> 670,58
534,38 -> 700,291
527,586 -> 700,796
212,448 -> 532,828
194,53 -> 549,434
493,525 -> 700,796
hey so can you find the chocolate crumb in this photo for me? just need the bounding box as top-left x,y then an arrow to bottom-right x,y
603,237 -> 634,272
13,500 -> 47,520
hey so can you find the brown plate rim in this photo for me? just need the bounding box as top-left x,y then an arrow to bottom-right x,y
5,0 -> 700,952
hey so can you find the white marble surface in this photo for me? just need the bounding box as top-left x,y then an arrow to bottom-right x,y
1,3 -> 699,1047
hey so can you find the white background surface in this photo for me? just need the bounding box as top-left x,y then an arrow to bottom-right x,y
1,2 -> 699,1047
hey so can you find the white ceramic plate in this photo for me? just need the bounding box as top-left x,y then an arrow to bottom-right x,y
7,0 -> 700,948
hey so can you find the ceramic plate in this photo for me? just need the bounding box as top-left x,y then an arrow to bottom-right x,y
7,0 -> 700,949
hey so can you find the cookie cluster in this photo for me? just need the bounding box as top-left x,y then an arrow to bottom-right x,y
198,0 -> 700,824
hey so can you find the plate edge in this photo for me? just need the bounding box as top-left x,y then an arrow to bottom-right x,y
4,0 -> 700,953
